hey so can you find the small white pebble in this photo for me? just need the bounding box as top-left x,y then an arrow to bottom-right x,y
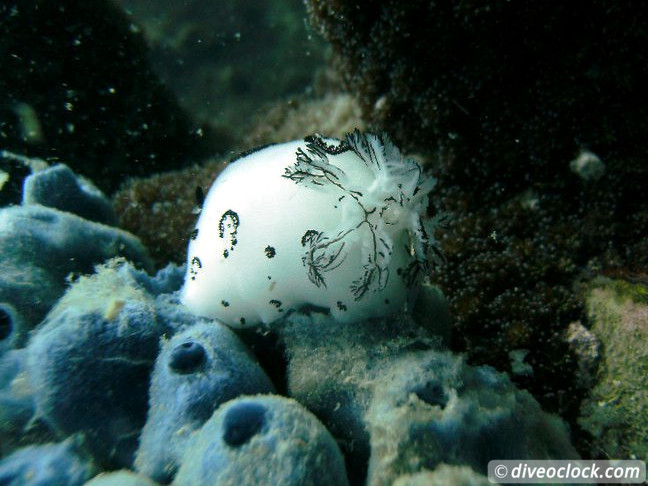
569,150 -> 605,181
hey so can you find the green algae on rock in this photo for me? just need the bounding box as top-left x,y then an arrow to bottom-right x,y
578,278 -> 648,461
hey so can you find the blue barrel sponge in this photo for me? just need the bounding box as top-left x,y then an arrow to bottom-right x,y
84,470 -> 160,486
27,304 -> 163,468
0,205 -> 151,279
22,163 -> 117,226
173,395 -> 349,486
0,438 -> 95,486
365,351 -> 579,485
135,321 -> 275,483
0,348 -> 40,456
26,261 -> 175,468
0,205 -> 152,337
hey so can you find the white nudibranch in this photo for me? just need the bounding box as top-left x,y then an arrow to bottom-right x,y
182,130 -> 437,327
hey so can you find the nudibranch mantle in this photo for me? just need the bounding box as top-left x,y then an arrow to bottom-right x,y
182,130 -> 436,327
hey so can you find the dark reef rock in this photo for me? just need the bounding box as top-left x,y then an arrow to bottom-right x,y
0,0 -> 221,193
306,0 -> 648,423
306,1 -> 648,186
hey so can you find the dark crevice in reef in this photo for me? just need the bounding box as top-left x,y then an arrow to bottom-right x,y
236,327 -> 289,397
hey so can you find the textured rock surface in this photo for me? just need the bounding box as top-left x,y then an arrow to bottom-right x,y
243,93 -> 366,148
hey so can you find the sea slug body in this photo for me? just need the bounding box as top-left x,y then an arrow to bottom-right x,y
182,130 -> 436,327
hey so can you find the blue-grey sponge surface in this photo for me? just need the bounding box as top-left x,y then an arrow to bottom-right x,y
0,205 -> 150,280
365,350 -> 580,485
84,470 -> 160,486
0,204 -> 152,338
135,321 -> 275,483
25,260 -> 180,469
173,395 -> 349,486
0,438 -> 95,486
279,312 -> 579,484
27,304 -> 165,468
22,164 -> 117,226
0,349 -> 36,450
